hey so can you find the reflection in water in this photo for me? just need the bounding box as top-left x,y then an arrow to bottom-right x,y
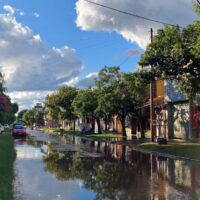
14,131 -> 200,200
44,140 -> 200,200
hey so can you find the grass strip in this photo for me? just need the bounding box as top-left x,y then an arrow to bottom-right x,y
0,132 -> 16,200
82,133 -> 124,140
40,128 -> 78,136
139,142 -> 200,161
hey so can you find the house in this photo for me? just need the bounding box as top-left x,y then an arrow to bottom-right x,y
33,103 -> 44,112
113,79 -> 200,139
144,80 -> 200,139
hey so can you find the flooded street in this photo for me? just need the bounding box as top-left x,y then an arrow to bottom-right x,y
14,130 -> 200,200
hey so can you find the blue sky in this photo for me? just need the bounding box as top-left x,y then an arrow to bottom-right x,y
0,0 -> 197,110
0,0 -> 141,76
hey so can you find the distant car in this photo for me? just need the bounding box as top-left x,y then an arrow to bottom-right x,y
12,124 -> 26,137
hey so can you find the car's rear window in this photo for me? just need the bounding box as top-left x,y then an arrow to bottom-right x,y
14,125 -> 24,129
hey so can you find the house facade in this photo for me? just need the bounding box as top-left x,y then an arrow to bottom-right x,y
114,79 -> 200,139
145,80 -> 200,139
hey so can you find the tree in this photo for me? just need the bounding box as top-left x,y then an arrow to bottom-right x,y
139,24 -> 200,98
194,0 -> 200,15
44,93 -> 60,121
139,22 -> 200,139
11,103 -> 19,114
72,89 -> 102,133
17,109 -> 28,121
96,66 -> 148,137
55,86 -> 77,131
0,72 -> 6,92
44,87 -> 77,130
22,109 -> 36,126
122,72 -> 149,138
3,103 -> 19,124
96,67 -> 121,132
34,110 -> 44,127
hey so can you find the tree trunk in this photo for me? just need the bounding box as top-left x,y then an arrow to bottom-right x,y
188,96 -> 193,140
121,145 -> 126,163
104,116 -> 108,132
120,115 -> 126,137
90,141 -> 95,147
139,119 -> 145,139
96,118 -> 102,134
73,119 -> 76,132
97,141 -> 101,152
91,118 -> 95,132
112,117 -> 115,132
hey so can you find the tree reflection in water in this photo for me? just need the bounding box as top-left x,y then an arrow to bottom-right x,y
43,150 -> 152,200
42,142 -> 200,200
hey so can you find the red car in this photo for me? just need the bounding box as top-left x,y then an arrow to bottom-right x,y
12,124 -> 26,137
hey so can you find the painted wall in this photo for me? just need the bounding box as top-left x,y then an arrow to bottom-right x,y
172,103 -> 189,139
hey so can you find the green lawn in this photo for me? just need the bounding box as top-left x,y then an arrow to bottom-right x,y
41,128 -> 124,140
82,133 -> 124,140
0,131 -> 16,200
41,127 -> 62,134
40,127 -> 79,136
139,142 -> 200,161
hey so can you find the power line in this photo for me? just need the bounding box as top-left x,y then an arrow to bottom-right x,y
83,0 -> 184,29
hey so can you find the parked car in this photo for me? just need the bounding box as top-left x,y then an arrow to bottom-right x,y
12,124 -> 26,137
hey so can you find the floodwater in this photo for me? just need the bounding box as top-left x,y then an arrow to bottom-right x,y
13,130 -> 200,200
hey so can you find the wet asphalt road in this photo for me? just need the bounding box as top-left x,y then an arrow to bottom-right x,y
13,129 -> 200,200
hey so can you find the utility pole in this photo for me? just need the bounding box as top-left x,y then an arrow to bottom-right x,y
150,28 -> 154,142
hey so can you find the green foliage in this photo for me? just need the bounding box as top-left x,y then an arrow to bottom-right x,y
22,109 -> 36,125
0,72 -> 6,92
193,0 -> 200,16
45,86 -> 77,121
140,23 -> 200,97
22,109 -> 44,126
56,86 -> 77,120
0,101 -> 18,125
11,103 -> 19,114
95,66 -> 148,136
72,89 -> 98,118
17,109 -> 28,121
45,93 -> 60,120
0,73 -> 18,125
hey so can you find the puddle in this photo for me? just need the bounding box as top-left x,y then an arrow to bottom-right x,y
13,130 -> 200,200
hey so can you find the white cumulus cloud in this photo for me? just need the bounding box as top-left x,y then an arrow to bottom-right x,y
8,91 -> 53,111
3,5 -> 15,15
76,0 -> 197,48
0,13 -> 83,92
64,72 -> 98,89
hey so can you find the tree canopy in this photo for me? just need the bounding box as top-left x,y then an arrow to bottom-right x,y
95,66 -> 148,136
139,23 -> 200,97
